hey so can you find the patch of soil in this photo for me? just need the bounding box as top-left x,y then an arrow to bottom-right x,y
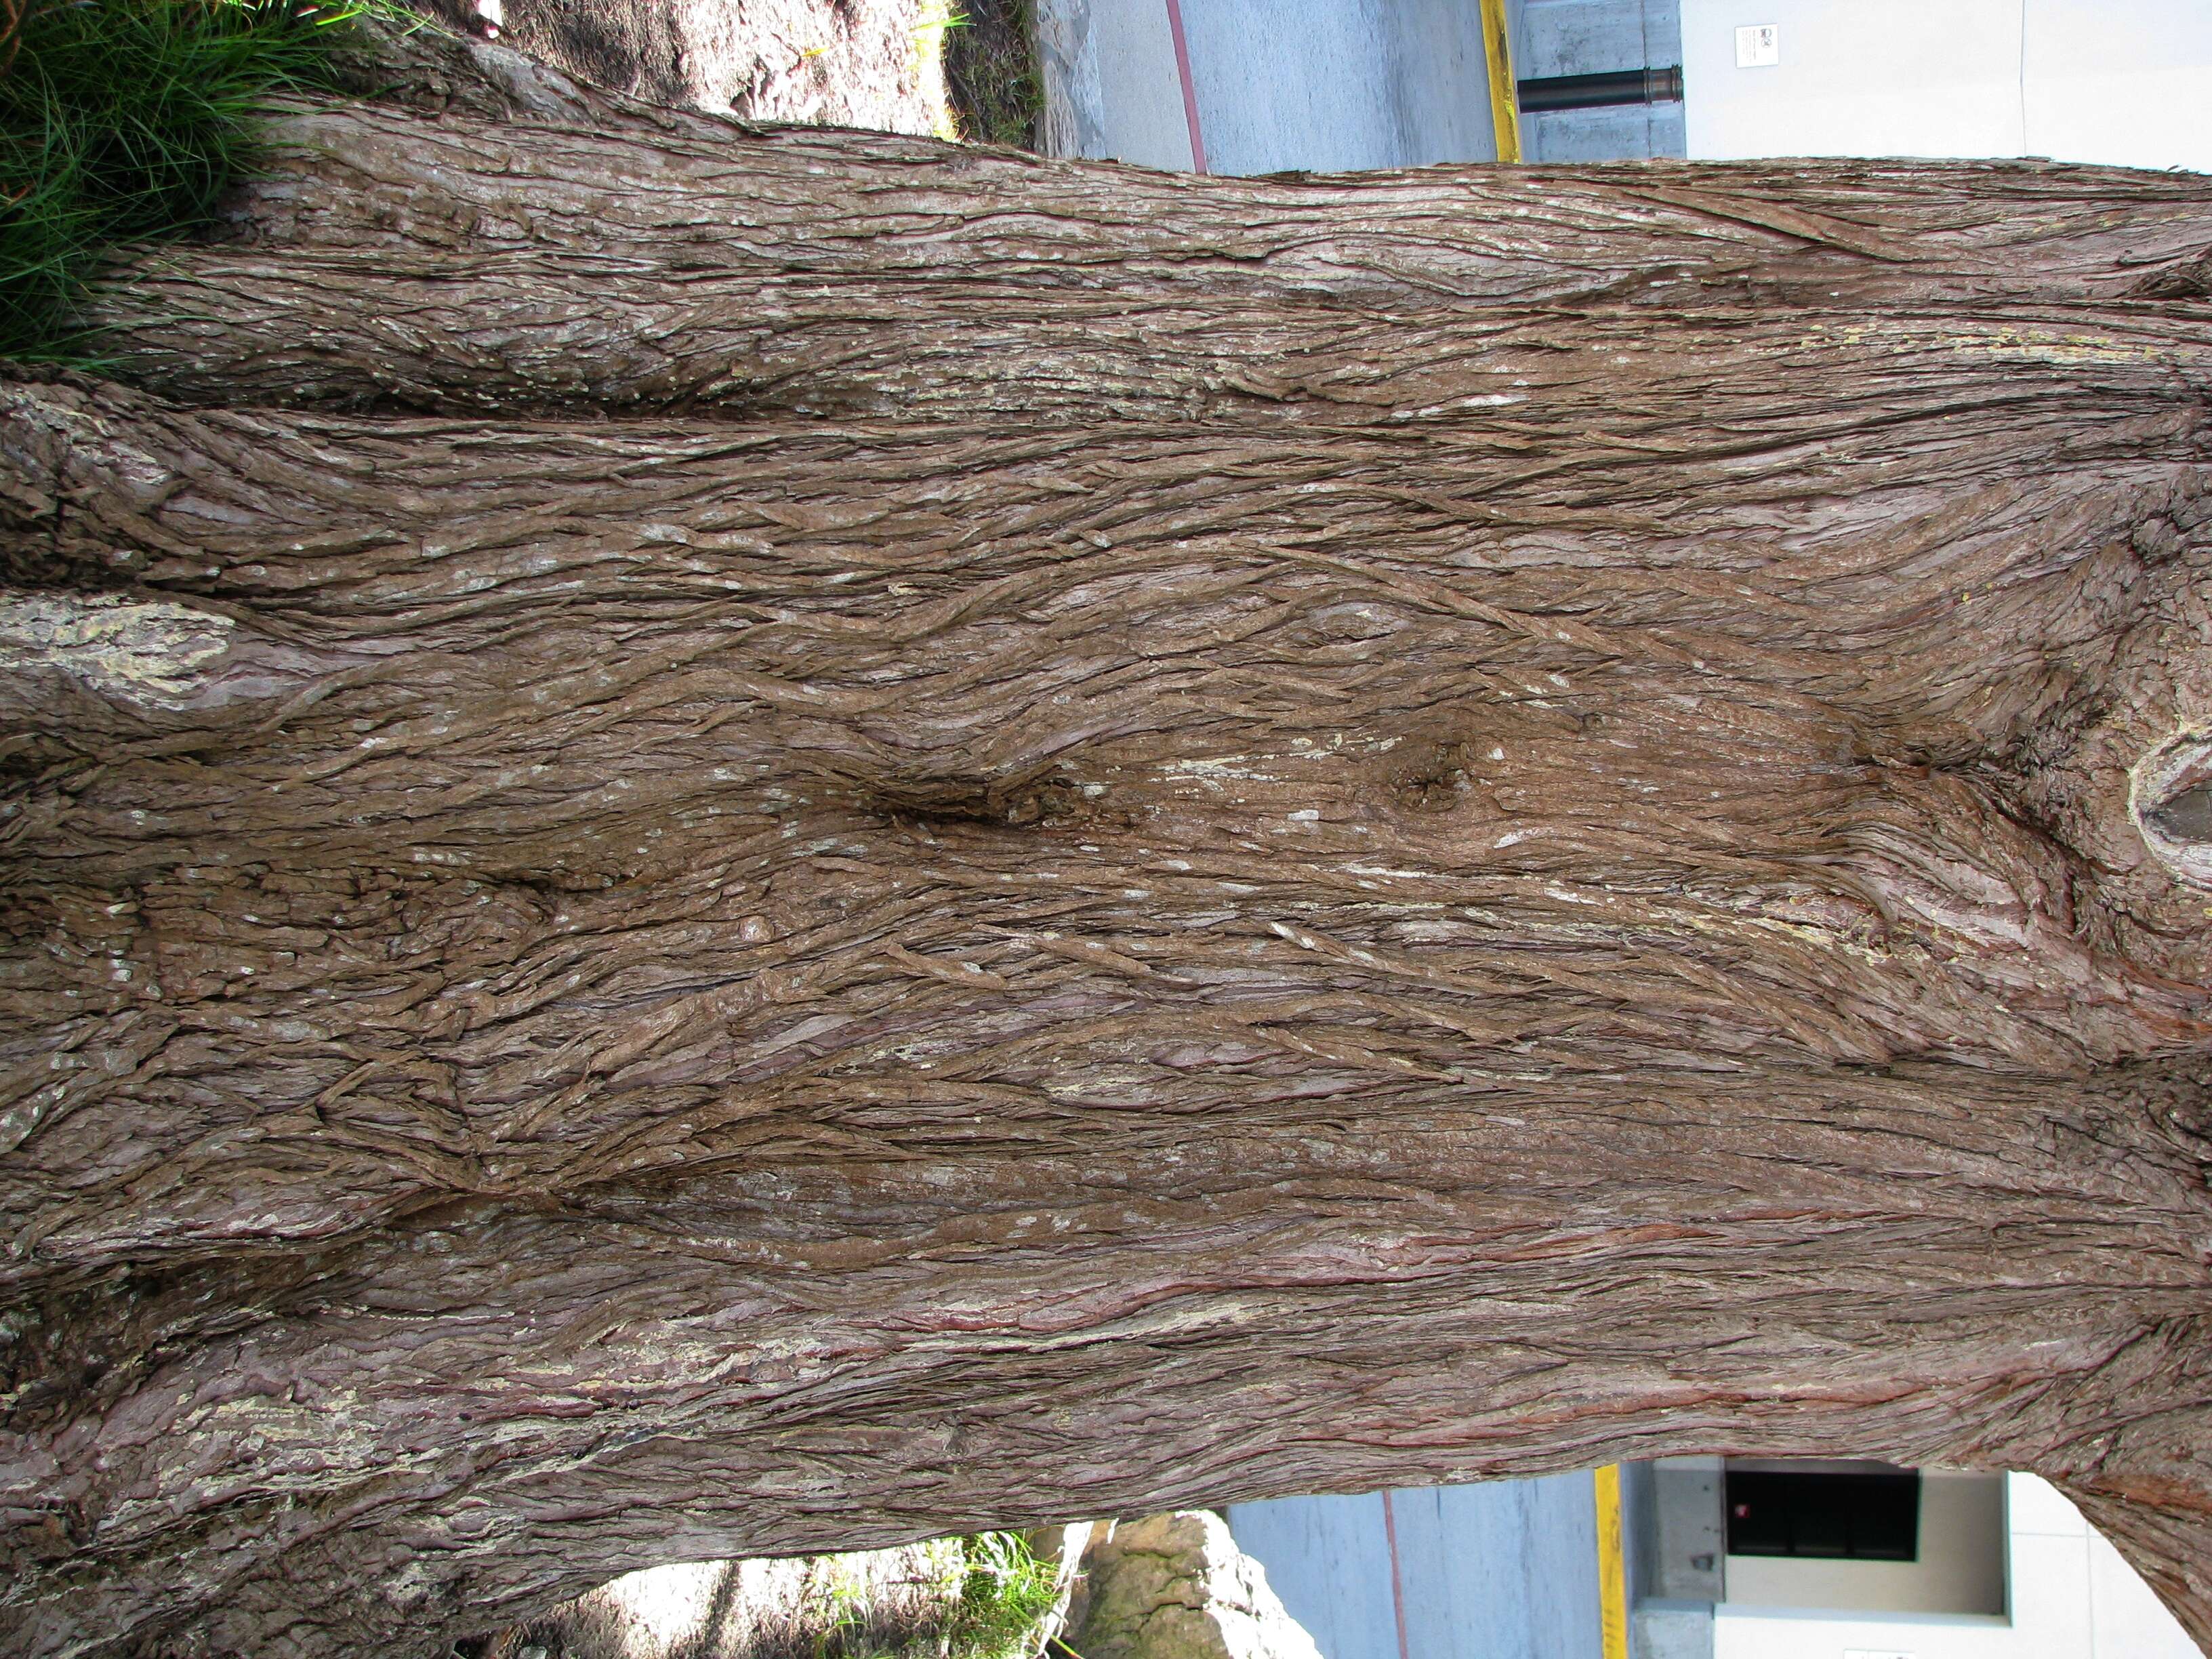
469,1543 -> 968,1659
403,0 -> 951,134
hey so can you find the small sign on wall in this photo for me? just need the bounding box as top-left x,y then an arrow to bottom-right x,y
1735,23 -> 1780,67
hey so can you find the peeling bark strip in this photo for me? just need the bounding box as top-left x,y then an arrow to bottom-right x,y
3,28 -> 2212,1659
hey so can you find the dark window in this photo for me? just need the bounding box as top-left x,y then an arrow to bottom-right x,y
1726,1469 -> 1921,1561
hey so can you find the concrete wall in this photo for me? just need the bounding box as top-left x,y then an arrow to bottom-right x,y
1681,0 -> 2212,171
1510,0 -> 1687,161
1511,0 -> 1681,79
1636,1456 -> 1724,1603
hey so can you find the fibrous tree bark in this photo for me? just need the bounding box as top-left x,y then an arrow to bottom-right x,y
3,24 -> 2212,1659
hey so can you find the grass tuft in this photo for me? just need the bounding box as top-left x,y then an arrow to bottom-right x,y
1,0 -> 361,360
941,0 -> 1040,150
783,1530 -> 1059,1659
942,1530 -> 1063,1659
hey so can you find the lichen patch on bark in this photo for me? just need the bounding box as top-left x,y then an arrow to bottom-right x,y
0,590 -> 232,706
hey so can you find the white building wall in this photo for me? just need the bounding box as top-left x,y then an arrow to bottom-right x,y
2021,2 -> 2212,171
1713,1475 -> 2196,1659
1682,0 -> 2023,163
1680,0 -> 2212,172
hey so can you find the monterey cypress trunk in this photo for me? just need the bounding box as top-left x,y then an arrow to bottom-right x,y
3,24 -> 2211,1659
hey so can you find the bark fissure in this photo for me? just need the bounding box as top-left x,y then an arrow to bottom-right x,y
1,27 -> 2211,1659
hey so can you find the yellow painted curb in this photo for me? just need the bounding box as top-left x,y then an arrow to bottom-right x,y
1478,0 -> 1523,163
1596,1462 -> 1630,1659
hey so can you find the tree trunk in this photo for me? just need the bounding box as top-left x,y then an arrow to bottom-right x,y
4,28 -> 2211,1659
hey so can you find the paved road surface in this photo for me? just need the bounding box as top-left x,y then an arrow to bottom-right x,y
1033,0 -> 1502,173
1229,1475 -> 1603,1659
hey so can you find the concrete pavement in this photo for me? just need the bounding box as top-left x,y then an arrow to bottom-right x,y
1229,1475 -> 1604,1659
1033,0 -> 1504,174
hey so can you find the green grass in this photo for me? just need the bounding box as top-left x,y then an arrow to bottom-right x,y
1,0 -> 363,360
790,1532 -> 1061,1659
942,1530 -> 1063,1659
942,0 -> 1042,150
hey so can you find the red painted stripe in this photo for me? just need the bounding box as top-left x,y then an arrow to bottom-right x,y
1160,0 -> 1210,173
1380,1490 -> 1413,1659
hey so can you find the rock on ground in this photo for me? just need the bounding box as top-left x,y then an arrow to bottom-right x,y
1067,1513 -> 1324,1659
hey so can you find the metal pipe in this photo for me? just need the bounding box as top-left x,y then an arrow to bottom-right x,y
1515,66 -> 1684,113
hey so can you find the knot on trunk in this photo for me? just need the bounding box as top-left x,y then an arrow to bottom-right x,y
2132,731 -> 2212,887
1392,738 -> 1473,813
861,771 -> 1092,830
